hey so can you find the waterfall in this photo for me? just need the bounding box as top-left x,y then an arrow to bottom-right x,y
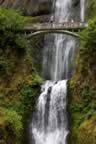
80,0 -> 85,22
30,0 -> 84,144
31,80 -> 68,144
42,0 -> 77,80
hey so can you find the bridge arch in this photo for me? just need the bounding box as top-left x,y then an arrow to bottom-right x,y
26,30 -> 80,39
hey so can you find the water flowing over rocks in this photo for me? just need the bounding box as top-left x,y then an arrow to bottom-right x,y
29,0 -> 85,144
42,0 -> 77,81
31,80 -> 68,144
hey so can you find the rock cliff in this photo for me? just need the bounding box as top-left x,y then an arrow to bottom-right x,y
0,0 -> 53,16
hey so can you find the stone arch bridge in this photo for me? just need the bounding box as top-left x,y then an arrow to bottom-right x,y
23,22 -> 88,39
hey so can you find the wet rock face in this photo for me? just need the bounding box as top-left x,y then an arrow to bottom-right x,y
72,0 -> 79,7
72,0 -> 80,21
0,0 -> 53,16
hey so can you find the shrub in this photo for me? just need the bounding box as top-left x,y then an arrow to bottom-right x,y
0,8 -> 27,78
0,107 -> 22,143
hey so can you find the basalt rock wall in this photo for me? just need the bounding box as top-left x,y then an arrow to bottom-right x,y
0,0 -> 53,16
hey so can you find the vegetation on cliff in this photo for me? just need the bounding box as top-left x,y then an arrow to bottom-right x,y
87,0 -> 96,19
0,1 -> 96,144
0,0 -> 52,16
68,18 -> 96,144
0,8 -> 42,144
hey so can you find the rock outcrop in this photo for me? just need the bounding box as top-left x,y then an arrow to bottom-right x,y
0,0 -> 53,16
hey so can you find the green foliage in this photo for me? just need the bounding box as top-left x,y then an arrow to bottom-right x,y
0,8 -> 24,29
19,85 -> 37,115
79,18 -> 96,77
0,8 -> 26,48
0,73 -> 42,115
0,107 -> 22,143
80,18 -> 96,56
87,0 -> 96,19
19,74 -> 42,115
0,73 -> 42,144
0,8 -> 42,144
4,109 -> 22,137
68,18 -> 96,144
0,8 -> 27,78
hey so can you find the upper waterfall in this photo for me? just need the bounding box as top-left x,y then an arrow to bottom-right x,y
54,0 -> 72,22
80,0 -> 85,22
42,0 -> 77,81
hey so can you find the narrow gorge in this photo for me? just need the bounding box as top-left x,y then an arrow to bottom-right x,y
1,0 -> 96,144
29,0 -> 85,144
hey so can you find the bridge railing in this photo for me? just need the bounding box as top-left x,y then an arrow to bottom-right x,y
26,22 -> 88,30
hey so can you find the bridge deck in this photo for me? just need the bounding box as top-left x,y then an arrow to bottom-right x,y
24,22 -> 88,32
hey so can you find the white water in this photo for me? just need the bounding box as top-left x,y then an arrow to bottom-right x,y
30,0 -> 85,144
80,0 -> 85,22
31,81 -> 68,144
42,0 -> 76,81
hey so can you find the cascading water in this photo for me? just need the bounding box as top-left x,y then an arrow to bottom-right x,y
80,0 -> 85,22
31,80 -> 68,144
30,0 -> 85,144
42,0 -> 77,80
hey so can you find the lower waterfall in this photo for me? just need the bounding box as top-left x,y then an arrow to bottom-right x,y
30,80 -> 68,144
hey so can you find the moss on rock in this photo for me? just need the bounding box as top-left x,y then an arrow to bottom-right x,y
68,18 -> 96,144
86,0 -> 96,19
78,116 -> 96,144
0,8 -> 43,144
0,0 -> 52,16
